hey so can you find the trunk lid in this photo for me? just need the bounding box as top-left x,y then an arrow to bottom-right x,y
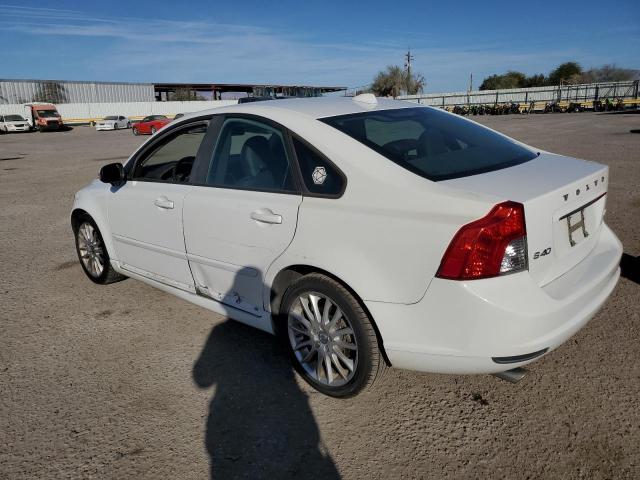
442,153 -> 608,286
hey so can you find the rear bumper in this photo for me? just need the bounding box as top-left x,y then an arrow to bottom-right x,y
366,223 -> 622,374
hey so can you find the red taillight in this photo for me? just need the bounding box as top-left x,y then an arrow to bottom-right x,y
436,201 -> 527,280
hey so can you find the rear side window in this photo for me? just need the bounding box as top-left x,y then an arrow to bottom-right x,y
292,137 -> 344,196
321,107 -> 537,181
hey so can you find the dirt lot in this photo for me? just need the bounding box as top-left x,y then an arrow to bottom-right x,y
1,112 -> 639,480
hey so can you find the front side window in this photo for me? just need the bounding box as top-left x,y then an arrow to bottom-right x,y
321,107 -> 537,181
206,118 -> 295,192
132,123 -> 207,183
104,116 -> 118,120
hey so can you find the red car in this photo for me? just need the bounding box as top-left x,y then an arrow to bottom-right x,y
132,115 -> 171,135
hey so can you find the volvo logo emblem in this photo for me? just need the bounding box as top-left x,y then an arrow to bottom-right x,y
563,175 -> 605,202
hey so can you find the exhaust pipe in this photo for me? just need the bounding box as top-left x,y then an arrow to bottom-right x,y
493,367 -> 528,383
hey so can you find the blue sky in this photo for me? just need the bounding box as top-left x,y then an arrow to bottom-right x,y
0,1 -> 638,92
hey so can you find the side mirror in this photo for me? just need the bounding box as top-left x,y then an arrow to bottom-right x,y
99,162 -> 125,185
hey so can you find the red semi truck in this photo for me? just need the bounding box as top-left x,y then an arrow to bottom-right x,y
23,103 -> 65,131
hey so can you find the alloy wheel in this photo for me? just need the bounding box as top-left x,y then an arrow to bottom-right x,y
77,222 -> 105,278
287,292 -> 358,387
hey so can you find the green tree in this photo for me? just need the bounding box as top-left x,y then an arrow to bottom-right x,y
371,65 -> 425,97
546,62 -> 583,85
523,74 -> 546,87
479,71 -> 528,90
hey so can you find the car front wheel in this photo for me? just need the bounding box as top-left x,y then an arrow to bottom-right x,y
150,126 -> 157,135
280,273 -> 387,398
132,127 -> 139,135
73,215 -> 126,284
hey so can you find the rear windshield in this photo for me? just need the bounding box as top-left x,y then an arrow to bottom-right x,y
321,107 -> 537,181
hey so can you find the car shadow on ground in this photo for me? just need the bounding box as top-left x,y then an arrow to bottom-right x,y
192,270 -> 340,479
620,253 -> 640,285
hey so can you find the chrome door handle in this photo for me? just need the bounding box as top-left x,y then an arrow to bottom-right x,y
154,197 -> 174,209
251,209 -> 282,224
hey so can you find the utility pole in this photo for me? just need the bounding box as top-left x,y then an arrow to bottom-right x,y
404,48 -> 414,79
469,73 -> 473,92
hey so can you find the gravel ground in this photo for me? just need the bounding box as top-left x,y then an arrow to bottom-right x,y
1,112 -> 639,480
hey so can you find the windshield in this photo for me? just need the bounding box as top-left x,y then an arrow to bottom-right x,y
103,116 -> 118,120
4,115 -> 25,122
37,110 -> 60,118
321,107 -> 537,181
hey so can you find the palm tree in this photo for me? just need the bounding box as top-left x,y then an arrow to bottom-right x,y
371,65 -> 425,98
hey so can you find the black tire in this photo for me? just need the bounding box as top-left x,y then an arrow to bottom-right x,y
132,127 -> 139,136
114,123 -> 119,130
150,126 -> 157,135
279,273 -> 387,398
38,126 -> 46,132
73,214 -> 127,285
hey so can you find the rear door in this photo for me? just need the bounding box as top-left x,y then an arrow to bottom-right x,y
108,120 -> 210,290
183,115 -> 302,315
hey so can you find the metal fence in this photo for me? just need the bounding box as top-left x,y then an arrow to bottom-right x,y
398,81 -> 640,107
0,79 -> 155,104
0,100 -> 238,123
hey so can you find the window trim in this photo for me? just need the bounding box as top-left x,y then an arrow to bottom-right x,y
126,116 -> 212,184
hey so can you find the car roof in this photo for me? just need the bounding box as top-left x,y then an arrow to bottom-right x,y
194,96 -> 420,120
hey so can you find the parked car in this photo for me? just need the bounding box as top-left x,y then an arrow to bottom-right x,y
95,116 -> 131,131
23,103 -> 65,131
132,115 -> 170,135
0,114 -> 30,133
71,95 -> 622,398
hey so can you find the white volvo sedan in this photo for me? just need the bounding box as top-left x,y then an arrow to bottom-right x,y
95,115 -> 130,131
71,95 -> 622,397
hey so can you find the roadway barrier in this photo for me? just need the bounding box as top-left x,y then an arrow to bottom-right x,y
398,81 -> 639,111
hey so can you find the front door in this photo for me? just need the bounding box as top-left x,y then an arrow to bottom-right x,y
109,121 -> 209,290
183,116 -> 302,315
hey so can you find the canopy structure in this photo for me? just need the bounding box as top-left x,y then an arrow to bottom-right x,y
153,83 -> 346,100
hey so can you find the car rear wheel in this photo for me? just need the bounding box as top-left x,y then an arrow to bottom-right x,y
73,215 -> 126,285
151,126 -> 157,135
280,273 -> 387,398
114,123 -> 119,130
132,127 -> 139,136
